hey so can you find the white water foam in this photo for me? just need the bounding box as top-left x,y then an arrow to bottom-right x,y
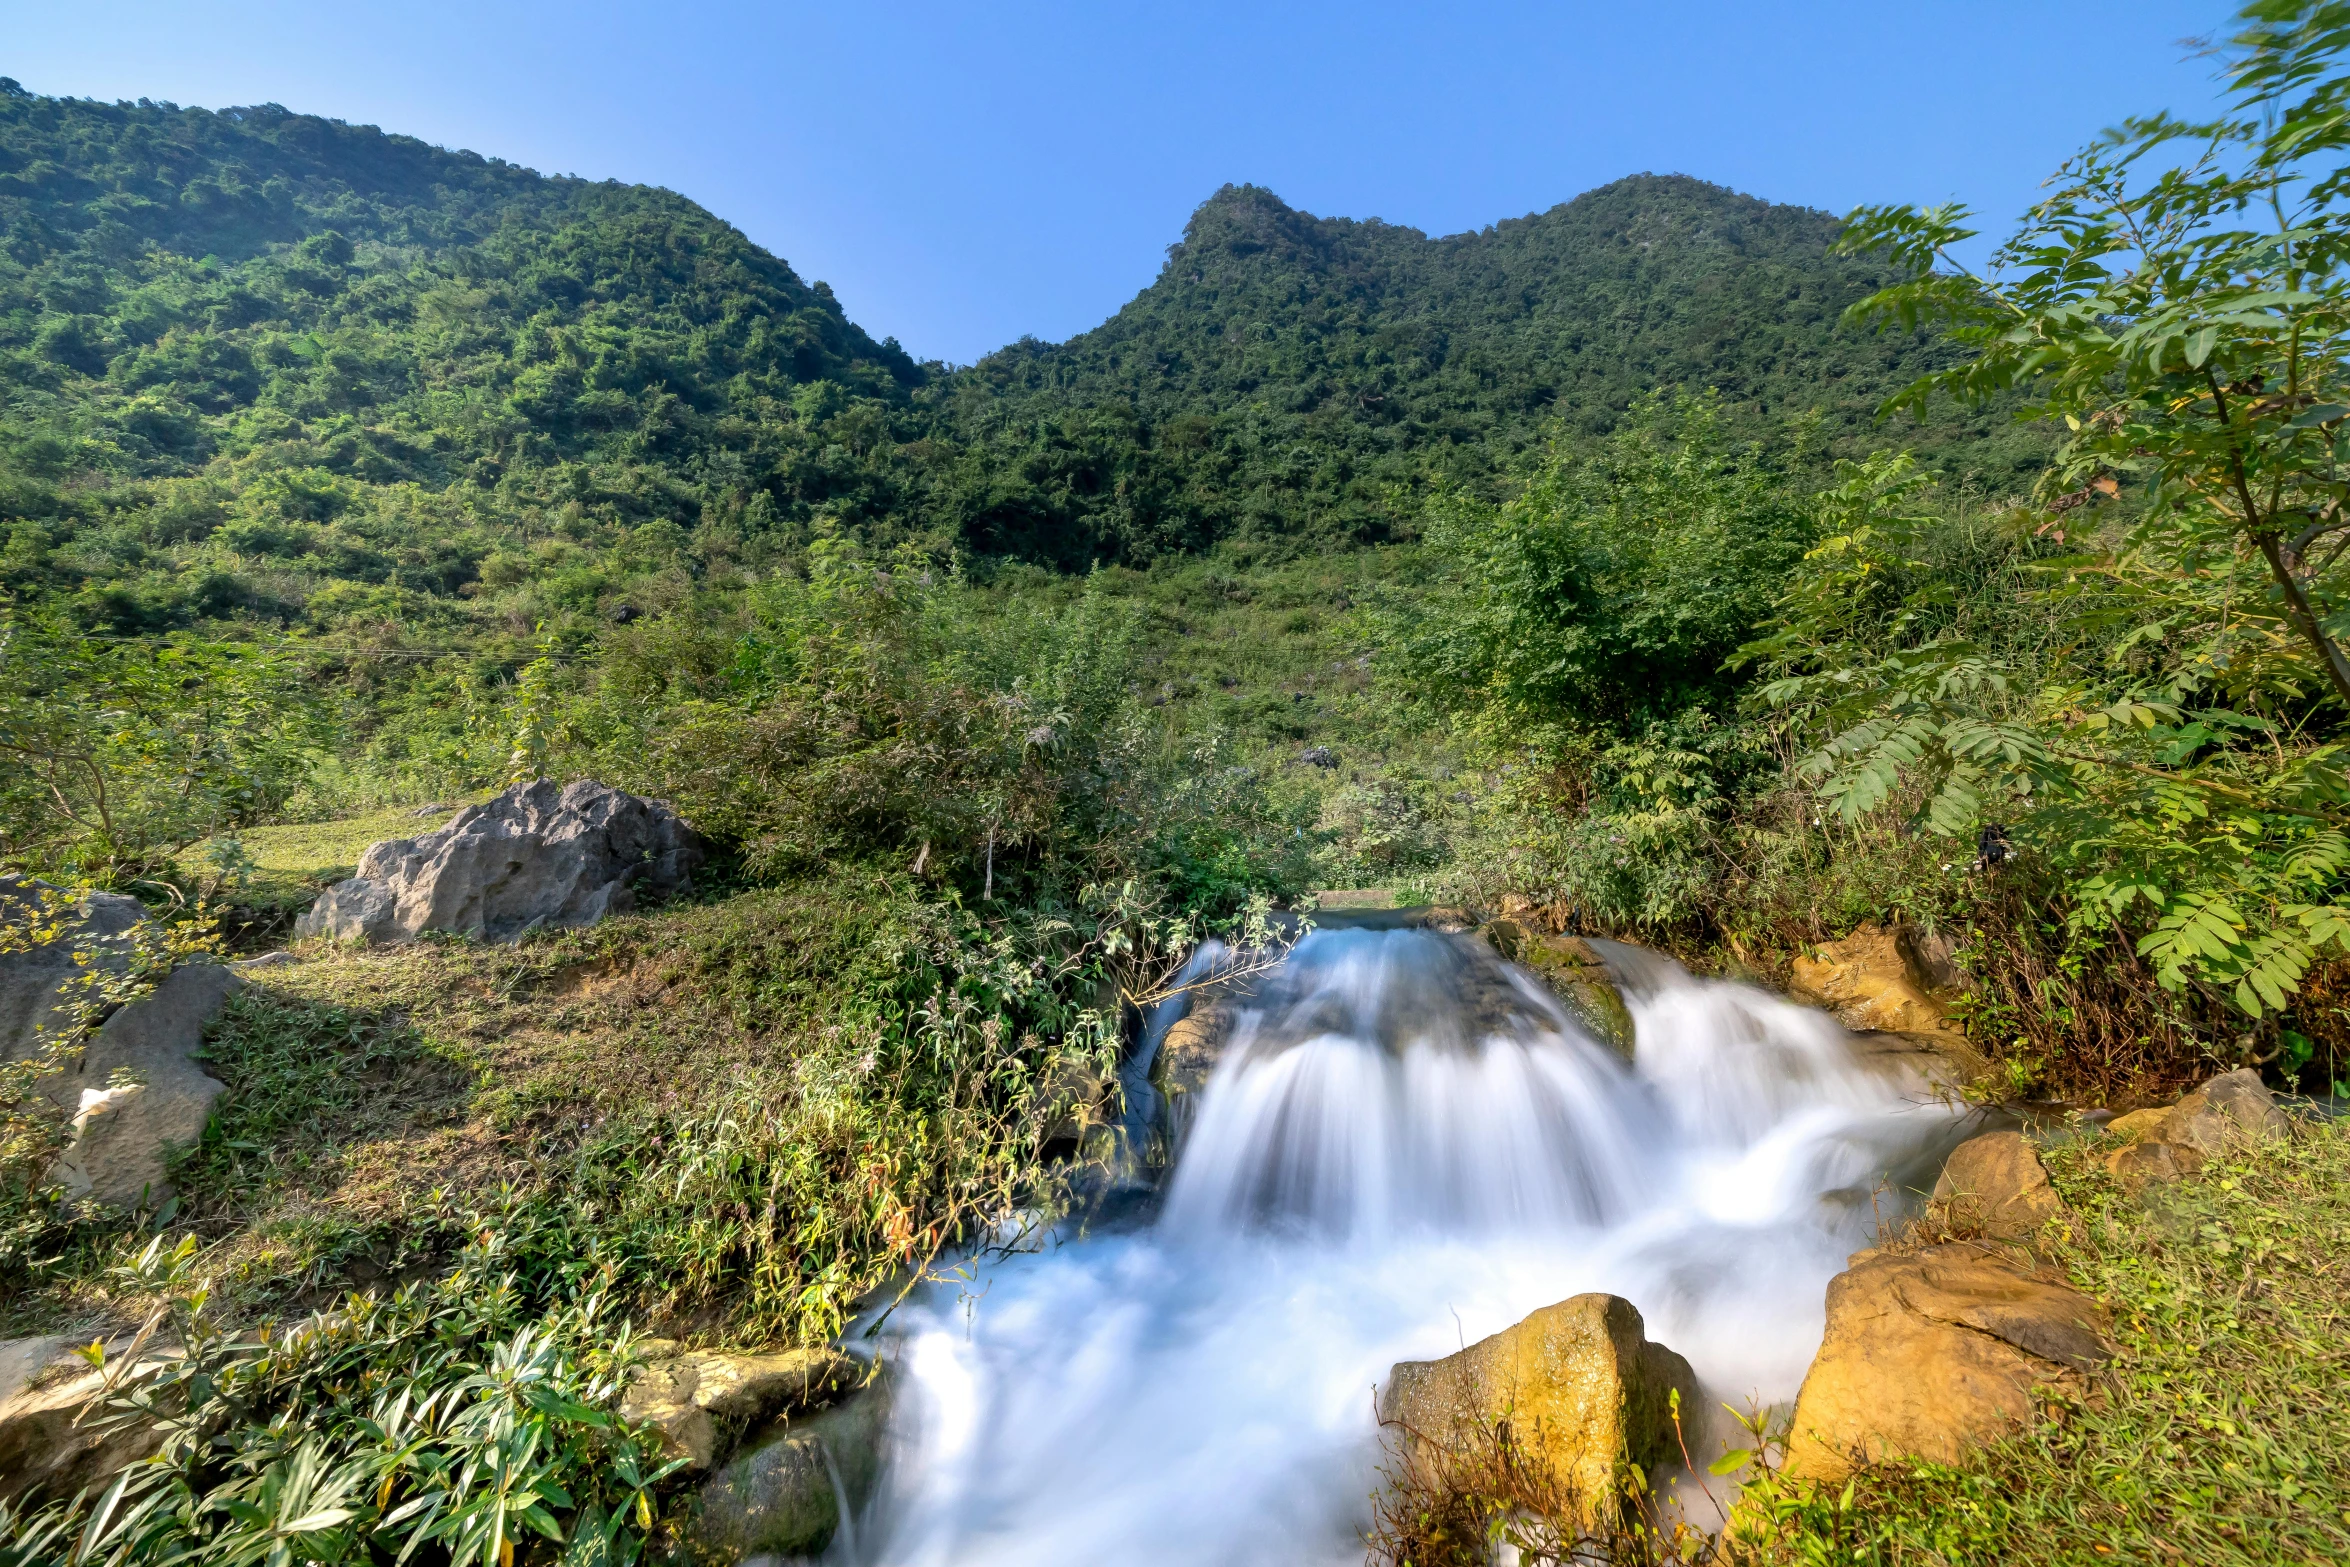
851,927 -> 1965,1566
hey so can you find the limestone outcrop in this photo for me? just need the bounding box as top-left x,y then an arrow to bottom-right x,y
1,877 -> 238,1206
0,1334 -> 167,1501
55,962 -> 240,1205
296,779 -> 704,945
617,1343 -> 860,1471
1784,1244 -> 2110,1481
1378,1293 -> 1700,1529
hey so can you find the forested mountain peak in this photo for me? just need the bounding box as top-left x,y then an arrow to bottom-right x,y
2,80 -> 2038,634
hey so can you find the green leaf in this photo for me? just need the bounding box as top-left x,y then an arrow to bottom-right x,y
1708,1447 -> 1754,1476
2185,324 -> 2219,367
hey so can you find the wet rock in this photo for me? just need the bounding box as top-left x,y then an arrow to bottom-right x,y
1925,1131 -> 2067,1244
1153,1000 -> 1237,1104
296,779 -> 704,945
1845,1028 -> 1992,1096
1481,922 -> 1634,1059
1788,923 -> 1968,1044
0,1335 -> 166,1501
618,1345 -> 861,1471
1785,1244 -> 2110,1481
694,1374 -> 891,1559
1378,1293 -> 1700,1529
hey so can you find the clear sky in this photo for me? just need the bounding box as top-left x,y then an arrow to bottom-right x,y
6,0 -> 2239,365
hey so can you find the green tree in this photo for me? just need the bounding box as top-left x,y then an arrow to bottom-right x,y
0,614 -> 322,886
1767,0 -> 2350,1019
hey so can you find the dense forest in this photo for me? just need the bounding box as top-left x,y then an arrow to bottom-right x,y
0,78 -> 2034,640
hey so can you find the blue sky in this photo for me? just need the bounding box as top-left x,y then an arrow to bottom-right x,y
7,0 -> 2237,365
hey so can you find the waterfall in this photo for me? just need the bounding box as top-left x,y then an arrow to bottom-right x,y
850,927 -> 1967,1566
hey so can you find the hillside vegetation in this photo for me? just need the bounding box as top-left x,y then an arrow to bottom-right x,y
8,4 -> 2350,1562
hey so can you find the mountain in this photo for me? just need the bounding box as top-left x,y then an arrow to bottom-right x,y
0,83 -> 2033,636
929,179 -> 2038,561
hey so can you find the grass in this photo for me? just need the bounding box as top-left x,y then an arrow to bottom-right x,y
1738,1118 -> 2350,1566
2,865 -> 1103,1347
180,795 -> 494,917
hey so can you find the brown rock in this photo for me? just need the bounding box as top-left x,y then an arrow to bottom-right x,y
1788,923 -> 1967,1043
2103,1139 -> 2200,1197
617,1346 -> 861,1471
1785,1245 -> 2110,1481
1848,1029 -> 1994,1097
2162,1068 -> 2290,1157
1926,1132 -> 2067,1244
1378,1293 -> 1699,1529
2104,1107 -> 2172,1142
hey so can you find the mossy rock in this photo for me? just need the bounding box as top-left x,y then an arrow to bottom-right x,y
1481,920 -> 1634,1060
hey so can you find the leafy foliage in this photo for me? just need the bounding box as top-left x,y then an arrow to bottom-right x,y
1764,0 -> 2350,1018
0,615 -> 322,885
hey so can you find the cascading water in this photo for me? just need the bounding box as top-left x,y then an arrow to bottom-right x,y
849,926 -> 1973,1566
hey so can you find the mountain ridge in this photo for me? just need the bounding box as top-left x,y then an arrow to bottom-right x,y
0,83 -> 2035,634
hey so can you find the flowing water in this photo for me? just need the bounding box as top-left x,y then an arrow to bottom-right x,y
848,926 -> 1973,1566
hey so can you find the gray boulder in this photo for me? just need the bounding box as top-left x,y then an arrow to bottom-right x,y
296,779 -> 704,945
0,876 -> 146,1063
1,878 -> 237,1207
54,963 -> 240,1205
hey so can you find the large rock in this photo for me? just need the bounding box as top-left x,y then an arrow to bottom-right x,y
1378,1293 -> 1700,1530
2099,1068 -> 2290,1196
296,779 -> 704,945
2160,1068 -> 2291,1156
693,1378 -> 892,1559
0,1335 -> 166,1501
1,878 -> 237,1206
1925,1131 -> 2067,1245
1788,923 -> 1967,1043
1480,922 -> 1635,1059
1152,999 -> 1237,1107
617,1344 -> 860,1471
0,877 -> 147,1061
1784,1244 -> 2110,1481
55,963 -> 240,1205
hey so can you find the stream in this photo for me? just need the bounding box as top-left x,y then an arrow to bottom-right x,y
846,925 -> 1974,1565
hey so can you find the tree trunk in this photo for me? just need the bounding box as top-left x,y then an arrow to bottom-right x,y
2255,531 -> 2350,709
